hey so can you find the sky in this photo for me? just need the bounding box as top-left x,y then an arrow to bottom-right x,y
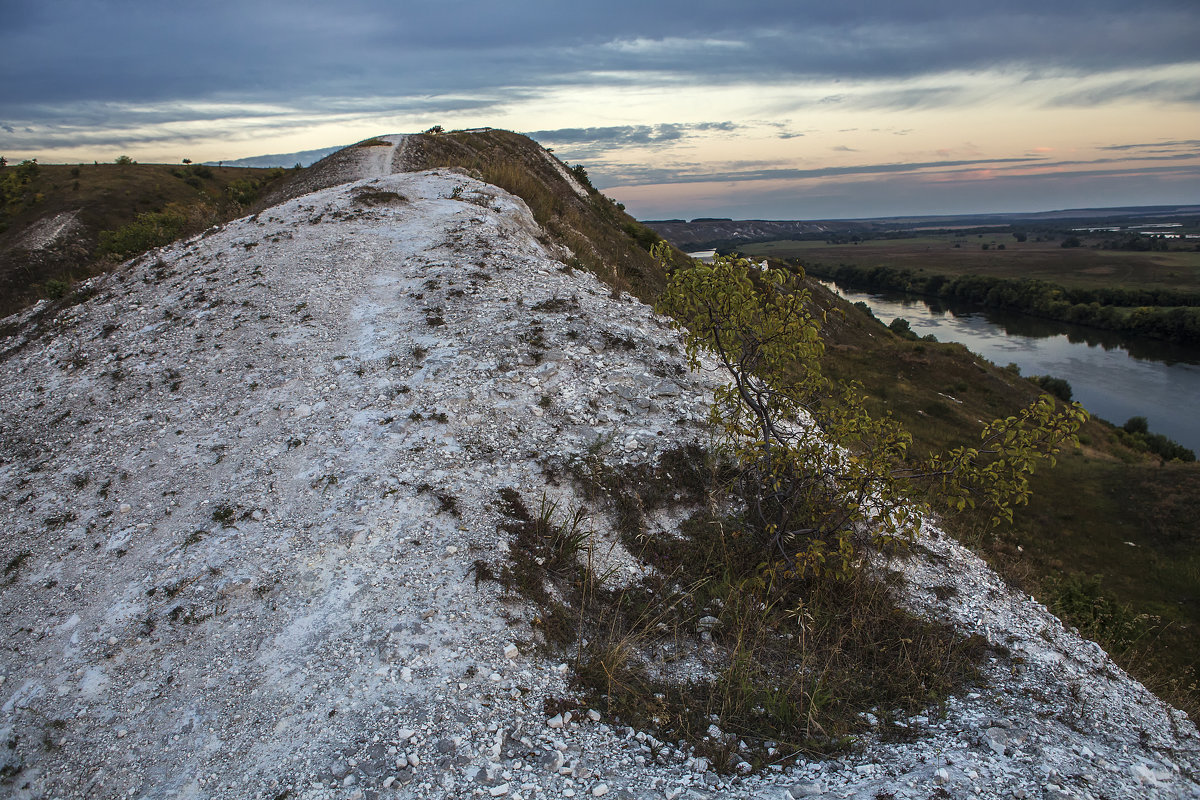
2,1 -> 1198,220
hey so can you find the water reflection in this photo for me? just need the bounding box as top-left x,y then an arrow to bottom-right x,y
822,282 -> 1200,452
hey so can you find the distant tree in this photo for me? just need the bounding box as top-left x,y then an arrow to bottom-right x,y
852,300 -> 877,321
888,317 -> 917,339
182,158 -> 192,165
1030,375 -> 1073,402
424,125 -> 444,135
1123,416 -> 1149,435
15,159 -> 38,182
1013,231 -> 1027,242
0,156 -> 6,168
114,155 -> 135,165
1061,236 -> 1081,248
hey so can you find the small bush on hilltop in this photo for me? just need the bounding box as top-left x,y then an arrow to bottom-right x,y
1,159 -> 40,214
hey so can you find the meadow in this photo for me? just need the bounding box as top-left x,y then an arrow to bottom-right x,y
746,233 -> 1200,294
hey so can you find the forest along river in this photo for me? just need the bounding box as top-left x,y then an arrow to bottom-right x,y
821,282 -> 1200,453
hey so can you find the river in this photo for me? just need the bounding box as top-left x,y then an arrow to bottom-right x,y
821,282 -> 1200,453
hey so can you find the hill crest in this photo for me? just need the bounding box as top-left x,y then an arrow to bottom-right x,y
0,137 -> 1196,799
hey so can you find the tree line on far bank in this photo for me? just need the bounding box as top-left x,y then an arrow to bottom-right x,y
804,262 -> 1200,347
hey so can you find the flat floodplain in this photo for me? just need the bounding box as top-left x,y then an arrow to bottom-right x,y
745,235 -> 1200,294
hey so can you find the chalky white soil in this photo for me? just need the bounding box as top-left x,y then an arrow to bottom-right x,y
0,143 -> 1197,800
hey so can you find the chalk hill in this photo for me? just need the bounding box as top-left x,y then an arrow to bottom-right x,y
0,132 -> 1196,799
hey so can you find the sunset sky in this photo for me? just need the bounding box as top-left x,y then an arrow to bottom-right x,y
2,1 -> 1197,219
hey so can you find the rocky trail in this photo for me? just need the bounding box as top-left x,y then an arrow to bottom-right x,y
0,140 -> 1197,800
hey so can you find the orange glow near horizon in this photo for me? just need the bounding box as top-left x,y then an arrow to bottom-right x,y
5,65 -> 1196,218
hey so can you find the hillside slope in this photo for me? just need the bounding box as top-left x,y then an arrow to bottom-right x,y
259,130 -> 669,304
0,141 -> 1197,799
0,161 -> 290,317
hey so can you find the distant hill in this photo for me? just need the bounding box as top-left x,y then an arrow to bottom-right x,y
648,204 -> 1200,251
209,145 -> 347,169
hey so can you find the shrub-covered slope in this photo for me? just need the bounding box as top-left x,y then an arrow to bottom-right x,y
0,160 -> 290,316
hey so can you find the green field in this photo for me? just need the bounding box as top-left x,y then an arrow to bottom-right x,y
745,234 -> 1200,294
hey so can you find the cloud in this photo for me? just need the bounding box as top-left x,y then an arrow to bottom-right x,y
591,145 -> 1200,194
595,156 -> 1047,188
2,1 -> 1197,115
1046,75 -> 1200,107
3,0 -> 1197,219
611,160 -> 1200,221
1098,138 -> 1200,152
525,122 -> 737,148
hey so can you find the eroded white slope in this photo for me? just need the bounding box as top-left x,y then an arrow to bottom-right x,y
0,169 -> 1196,800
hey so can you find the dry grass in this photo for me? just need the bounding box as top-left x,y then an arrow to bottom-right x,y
479,447 -> 992,771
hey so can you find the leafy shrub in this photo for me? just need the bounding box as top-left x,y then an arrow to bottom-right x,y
1117,421 -> 1196,462
1045,573 -> 1149,652
225,179 -> 262,206
569,163 -> 594,190
852,300 -> 876,321
43,279 -> 70,299
653,246 -> 1087,577
621,220 -> 660,252
96,205 -> 191,259
1,160 -> 40,213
